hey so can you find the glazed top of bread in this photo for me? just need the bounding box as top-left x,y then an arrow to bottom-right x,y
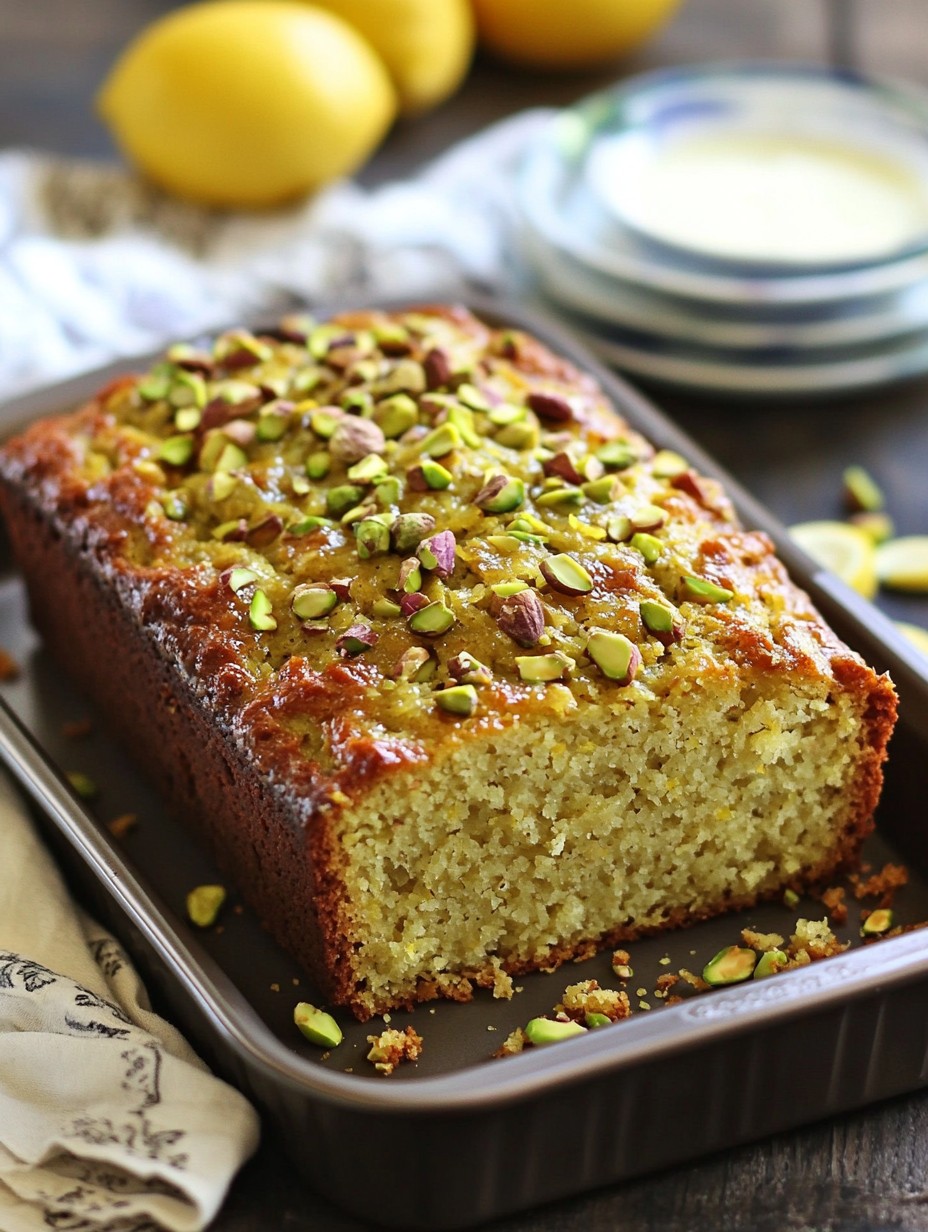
0,305 -> 881,809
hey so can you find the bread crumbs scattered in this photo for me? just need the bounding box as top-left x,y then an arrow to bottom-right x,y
0,648 -> 19,681
495,1027 -> 527,1057
106,813 -> 137,838
366,1026 -> 423,1075
658,955 -> 671,966
741,928 -> 784,952
850,863 -> 909,903
787,917 -> 849,961
270,983 -> 280,992
556,979 -> 631,1023
638,1000 -> 651,1011
678,968 -> 709,991
821,885 -> 848,924
610,949 -> 632,979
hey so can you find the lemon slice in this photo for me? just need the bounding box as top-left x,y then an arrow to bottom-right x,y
875,535 -> 928,593
895,621 -> 928,660
788,520 -> 878,599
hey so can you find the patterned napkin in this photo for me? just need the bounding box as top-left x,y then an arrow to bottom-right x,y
0,771 -> 260,1232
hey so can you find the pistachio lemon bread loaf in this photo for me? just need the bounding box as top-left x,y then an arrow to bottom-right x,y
0,305 -> 896,1020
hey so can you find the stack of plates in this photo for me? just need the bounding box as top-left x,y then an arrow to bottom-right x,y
515,63 -> 928,398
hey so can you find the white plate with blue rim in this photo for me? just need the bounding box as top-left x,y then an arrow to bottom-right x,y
516,62 -> 928,311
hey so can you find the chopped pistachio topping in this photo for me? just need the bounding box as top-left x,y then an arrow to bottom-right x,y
435,684 -> 478,716
326,484 -> 365,517
174,406 -> 202,433
293,1002 -> 343,1049
392,512 -> 436,553
336,623 -> 377,656
702,945 -> 756,986
419,422 -> 461,458
355,517 -> 392,559
417,459 -> 453,490
515,650 -> 571,683
476,474 -> 526,514
586,630 -> 640,684
681,575 -> 734,604
630,532 -> 663,565
226,567 -> 258,593
161,492 -> 188,521
581,476 -> 616,504
408,601 -> 455,637
524,1017 -> 587,1046
158,434 -> 195,467
491,581 -> 529,598
210,471 -> 237,501
640,599 -> 684,645
66,770 -> 98,800
289,515 -> 334,535
291,585 -> 337,621
375,475 -> 403,507
597,440 -> 636,470
372,597 -> 403,619
186,884 -> 226,928
536,486 -> 583,509
651,449 -> 688,478
540,553 -> 594,596
214,442 -> 248,474
306,450 -> 331,480
347,453 -> 388,484
249,589 -> 277,631
584,1012 -> 613,1029
375,393 -> 419,439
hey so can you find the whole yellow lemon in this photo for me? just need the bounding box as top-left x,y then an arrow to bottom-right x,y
310,0 -> 475,115
470,0 -> 683,69
97,0 -> 397,209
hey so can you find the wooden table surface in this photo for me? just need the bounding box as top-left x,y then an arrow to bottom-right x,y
3,2 -> 928,1229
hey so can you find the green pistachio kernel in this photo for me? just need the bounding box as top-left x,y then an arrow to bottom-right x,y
66,771 -> 98,800
399,559 -> 423,593
606,514 -> 632,543
291,475 -> 311,496
391,513 -> 436,553
419,459 -> 453,490
536,487 -> 584,508
509,531 -> 547,545
596,440 -> 637,470
372,598 -> 403,619
186,884 -> 226,928
630,532 -> 663,565
214,442 -> 248,474
783,888 -> 800,909
862,908 -> 894,936
640,599 -> 682,641
291,585 -> 337,620
375,475 -> 403,507
211,519 -> 244,541
256,406 -> 291,443
372,321 -> 410,350
584,1012 -> 613,1029
488,403 -> 525,426
581,476 -> 617,505
754,950 -> 788,979
227,567 -> 257,593
347,453 -> 388,484
137,363 -> 173,401
447,403 -> 482,448
293,1002 -> 343,1049
289,515 -> 335,535
310,408 -> 342,439
168,370 -> 207,409
375,393 -> 419,439
307,324 -> 344,359
681,575 -> 734,604
849,510 -> 895,544
652,449 -> 688,478
435,684 -> 478,717
843,464 -> 885,513
510,512 -> 553,536
306,451 -> 331,481
496,421 -> 539,451
210,471 -> 238,501
174,406 -> 202,433
340,388 -> 373,415
408,601 -> 456,636
355,517 -> 392,559
539,553 -> 594,596
456,382 -> 492,413
491,581 -> 529,597
702,945 -> 757,986
481,476 -> 526,514
515,651 -> 571,683
586,630 -> 640,683
161,492 -> 188,521
419,423 -> 462,458
326,484 -> 366,517
524,1017 -> 587,1047
158,434 -> 195,467
249,589 -> 277,632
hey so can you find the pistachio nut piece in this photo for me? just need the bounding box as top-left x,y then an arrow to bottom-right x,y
586,630 -> 641,685
524,1017 -> 587,1046
702,945 -> 757,986
435,684 -> 478,717
681,575 -> 734,604
293,1002 -> 343,1049
753,949 -> 788,979
186,884 -> 226,928
540,553 -> 594,596
291,585 -> 337,621
843,464 -> 885,513
861,908 -> 894,936
249,589 -> 277,632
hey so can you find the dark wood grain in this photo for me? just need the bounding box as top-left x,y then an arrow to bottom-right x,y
3,1 -> 928,1228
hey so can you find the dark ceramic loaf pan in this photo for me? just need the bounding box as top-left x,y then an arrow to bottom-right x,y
2,295 -> 928,1230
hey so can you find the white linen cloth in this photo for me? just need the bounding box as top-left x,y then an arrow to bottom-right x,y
0,110 -> 552,1231
0,110 -> 552,400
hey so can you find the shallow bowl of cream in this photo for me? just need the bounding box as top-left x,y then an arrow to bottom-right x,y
581,63 -> 928,275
